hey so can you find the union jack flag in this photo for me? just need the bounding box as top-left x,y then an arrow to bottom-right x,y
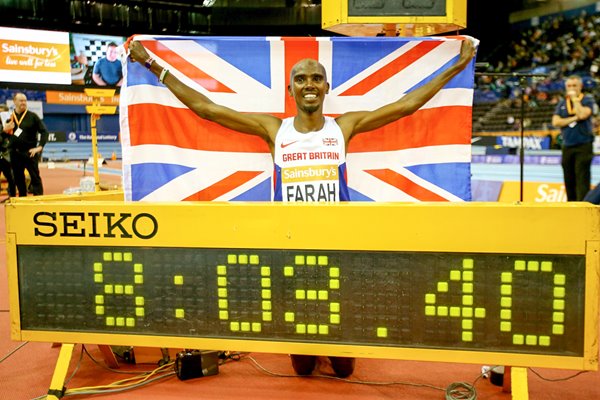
120,35 -> 476,202
323,138 -> 338,147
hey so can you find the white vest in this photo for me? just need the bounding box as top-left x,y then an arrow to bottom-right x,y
273,116 -> 349,202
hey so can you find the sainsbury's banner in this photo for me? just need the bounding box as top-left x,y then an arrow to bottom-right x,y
0,27 -> 70,84
499,181 -> 567,202
121,36 -> 475,202
45,90 -> 120,105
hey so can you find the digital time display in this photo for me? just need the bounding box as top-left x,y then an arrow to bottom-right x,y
18,245 -> 585,356
7,200 -> 599,370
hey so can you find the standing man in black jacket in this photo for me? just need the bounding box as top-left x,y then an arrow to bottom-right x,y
2,92 -> 48,196
0,104 -> 16,198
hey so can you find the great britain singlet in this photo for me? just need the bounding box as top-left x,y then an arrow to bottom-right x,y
273,116 -> 350,202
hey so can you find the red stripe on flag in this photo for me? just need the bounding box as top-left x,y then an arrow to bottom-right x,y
128,104 -> 269,152
340,41 -> 444,96
184,170 -> 264,201
347,106 -> 471,152
280,37 -> 319,118
366,169 -> 449,201
142,40 -> 235,93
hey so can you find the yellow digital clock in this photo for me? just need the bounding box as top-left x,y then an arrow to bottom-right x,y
6,196 -> 599,371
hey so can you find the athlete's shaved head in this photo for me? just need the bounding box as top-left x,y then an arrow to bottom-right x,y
289,58 -> 328,84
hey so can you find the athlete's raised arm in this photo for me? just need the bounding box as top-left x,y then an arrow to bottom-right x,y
128,40 -> 281,145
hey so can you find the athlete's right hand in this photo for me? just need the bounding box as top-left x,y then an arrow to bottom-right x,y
129,41 -> 151,65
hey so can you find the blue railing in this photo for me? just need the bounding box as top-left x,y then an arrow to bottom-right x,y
42,142 -> 122,162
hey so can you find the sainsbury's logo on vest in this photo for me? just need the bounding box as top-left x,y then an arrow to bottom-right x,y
282,165 -> 338,183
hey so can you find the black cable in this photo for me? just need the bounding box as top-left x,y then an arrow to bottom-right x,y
246,355 -> 447,393
443,364 -> 495,400
64,344 -> 86,386
0,341 -> 29,364
218,351 -> 243,364
62,370 -> 176,397
445,382 -> 477,400
62,349 -> 177,397
82,345 -> 167,375
528,367 -> 589,382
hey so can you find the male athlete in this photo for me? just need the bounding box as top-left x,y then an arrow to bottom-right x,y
128,37 -> 476,375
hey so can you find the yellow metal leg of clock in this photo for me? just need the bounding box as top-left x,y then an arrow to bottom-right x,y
46,343 -> 75,400
511,367 -> 529,400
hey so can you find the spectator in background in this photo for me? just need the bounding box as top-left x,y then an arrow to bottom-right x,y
551,75 -> 597,200
2,93 -> 48,196
0,104 -> 16,198
92,42 -> 123,87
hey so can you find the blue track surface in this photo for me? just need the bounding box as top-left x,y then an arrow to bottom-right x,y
43,142 -> 122,162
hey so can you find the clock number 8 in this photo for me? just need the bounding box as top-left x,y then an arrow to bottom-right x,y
92,251 -> 144,328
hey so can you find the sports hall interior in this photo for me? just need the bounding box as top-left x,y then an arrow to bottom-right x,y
1,1 -> 600,399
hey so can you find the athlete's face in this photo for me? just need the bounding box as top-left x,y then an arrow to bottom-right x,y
288,59 -> 329,114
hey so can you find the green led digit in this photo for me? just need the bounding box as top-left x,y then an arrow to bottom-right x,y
424,258 -> 485,342
218,253 -> 267,333
285,254 -> 335,336
502,260 -> 559,347
93,251 -> 142,328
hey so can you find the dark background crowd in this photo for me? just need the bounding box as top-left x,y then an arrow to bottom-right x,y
474,8 -> 600,105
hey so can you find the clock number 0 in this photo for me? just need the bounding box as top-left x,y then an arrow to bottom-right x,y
217,253 -> 341,336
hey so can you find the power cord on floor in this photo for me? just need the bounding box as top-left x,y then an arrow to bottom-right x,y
247,357 -> 581,399
528,367 -> 589,382
27,345 -> 178,400
82,345 -> 153,375
218,350 -> 242,364
63,344 -> 86,386
62,361 -> 176,397
443,366 -> 491,400
0,341 -> 29,364
445,382 -> 477,400
13,348 -> 591,400
246,355 -> 449,394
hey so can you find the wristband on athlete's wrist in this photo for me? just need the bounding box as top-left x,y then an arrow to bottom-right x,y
144,57 -> 155,69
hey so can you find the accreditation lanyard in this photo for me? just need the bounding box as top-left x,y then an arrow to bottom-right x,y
566,94 -> 583,115
12,109 -> 27,128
